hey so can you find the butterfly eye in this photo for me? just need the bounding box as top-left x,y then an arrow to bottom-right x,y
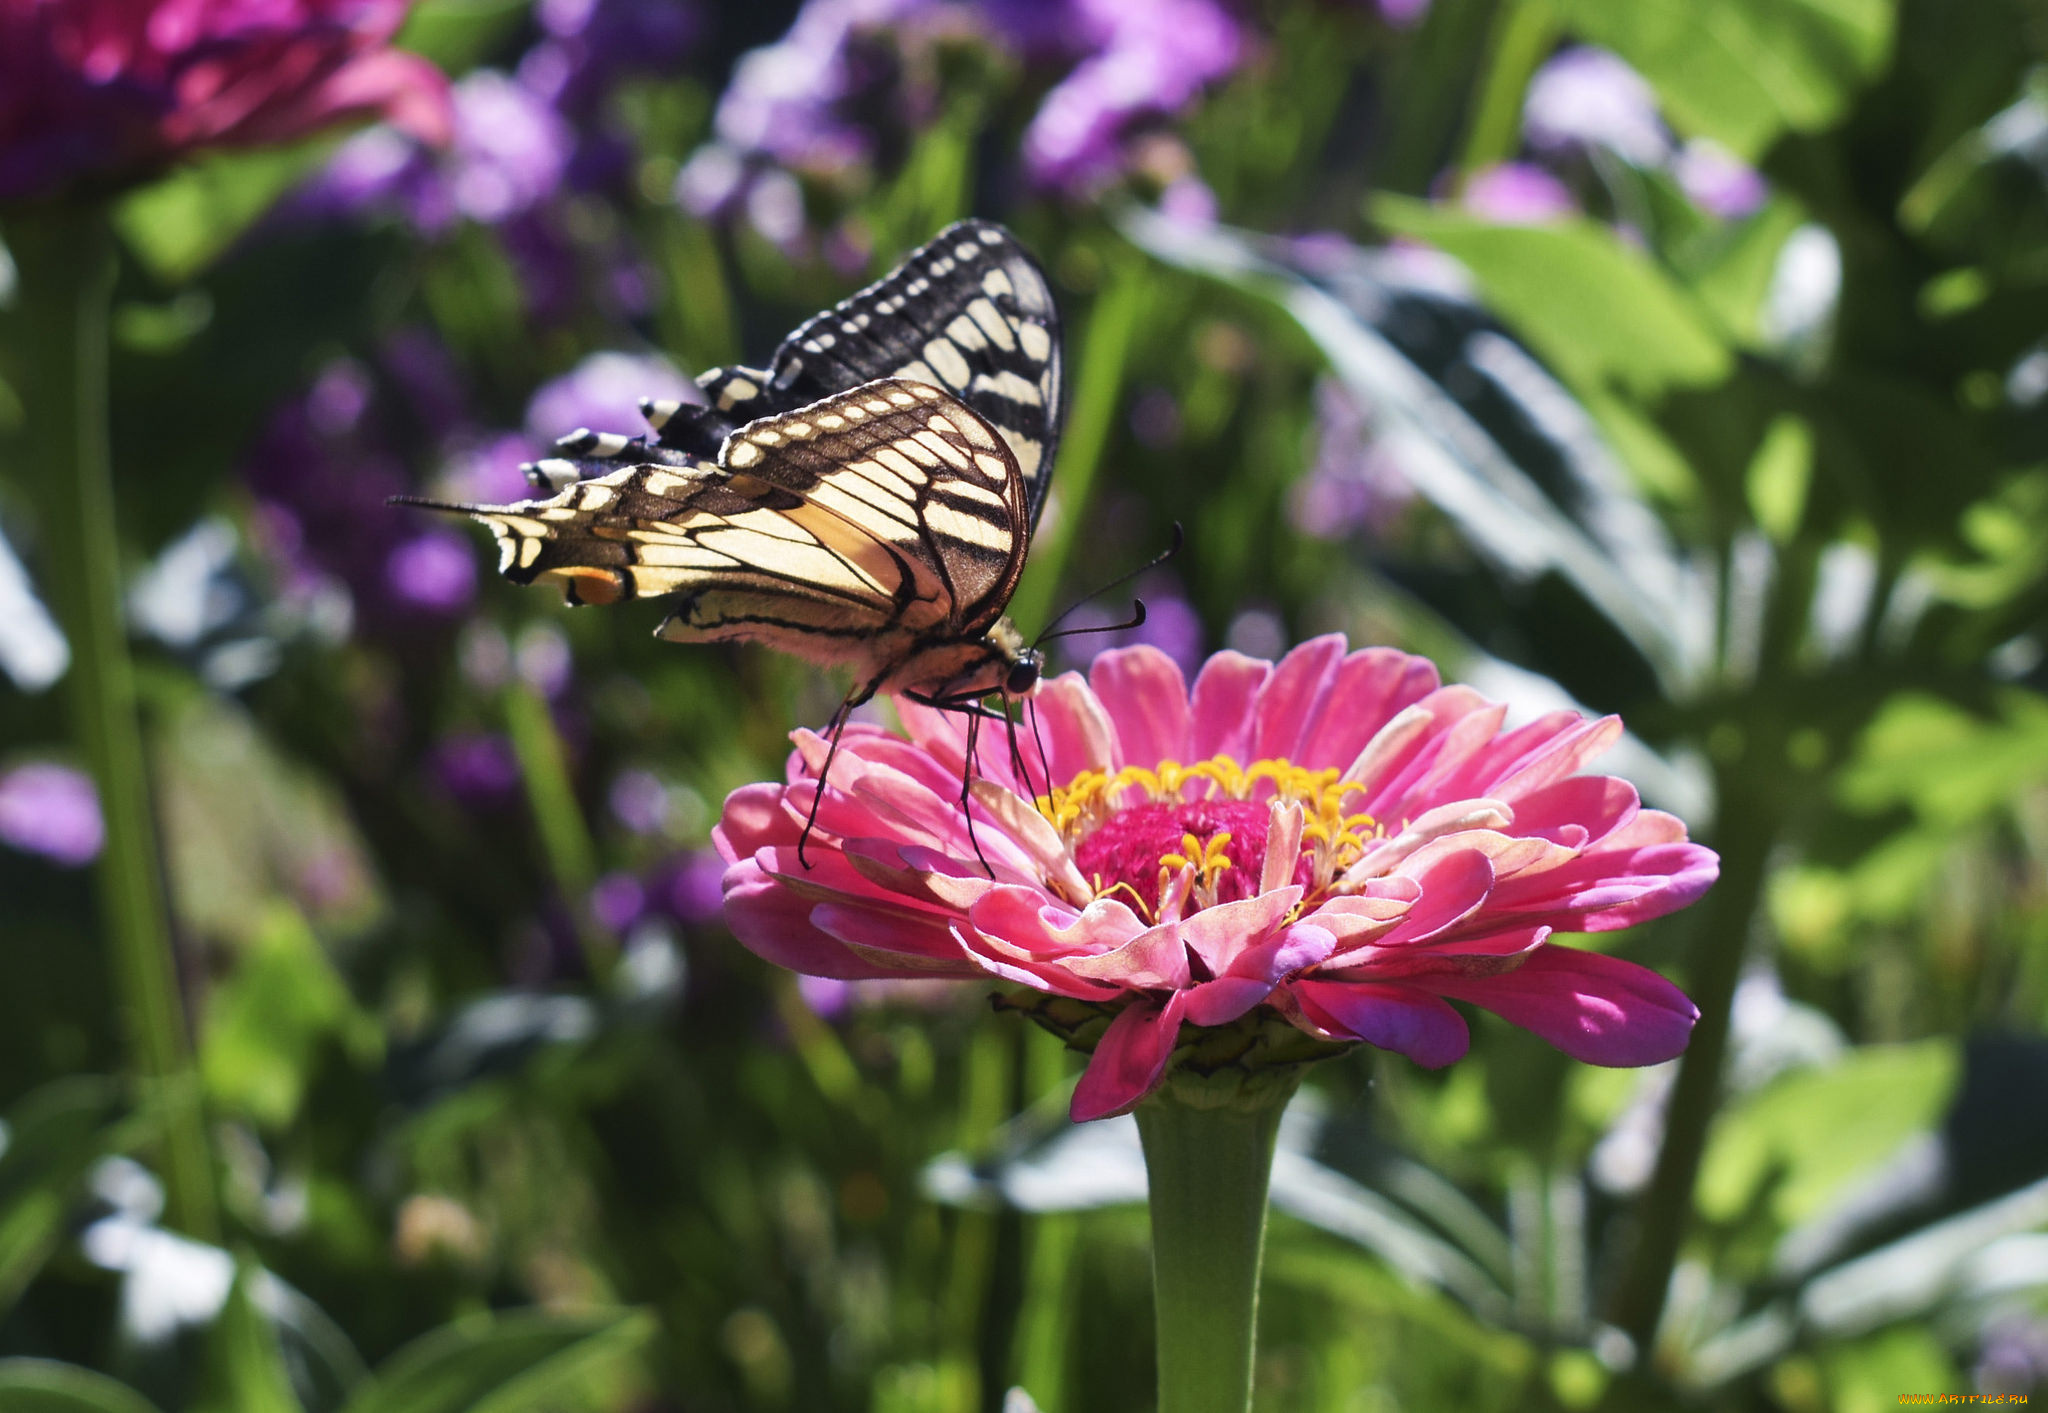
1004,651 -> 1043,698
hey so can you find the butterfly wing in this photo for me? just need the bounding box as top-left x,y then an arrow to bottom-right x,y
648,220 -> 1062,532
448,380 -> 1029,687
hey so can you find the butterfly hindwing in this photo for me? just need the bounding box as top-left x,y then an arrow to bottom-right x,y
454,380 -> 1028,681
647,219 -> 1062,532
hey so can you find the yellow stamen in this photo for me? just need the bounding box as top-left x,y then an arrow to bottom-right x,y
1038,753 -> 1390,914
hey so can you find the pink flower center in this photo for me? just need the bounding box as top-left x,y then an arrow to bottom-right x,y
1074,798 -> 1313,910
1043,755 -> 1387,920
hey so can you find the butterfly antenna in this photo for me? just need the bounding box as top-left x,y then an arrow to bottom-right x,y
1033,521 -> 1184,646
1039,598 -> 1147,646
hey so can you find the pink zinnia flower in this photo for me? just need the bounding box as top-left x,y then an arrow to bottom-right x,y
718,636 -> 1717,1121
0,0 -> 453,202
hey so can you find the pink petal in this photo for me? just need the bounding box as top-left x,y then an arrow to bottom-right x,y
843,839 -> 1002,911
1260,799 -> 1305,894
1344,799 -> 1514,881
1509,774 -> 1640,844
1251,634 -> 1347,762
717,782 -> 800,861
1422,709 -> 1581,801
1372,698 -> 1509,820
1423,945 -> 1698,1066
1340,703 -> 1436,798
1179,888 -> 1302,975
1297,648 -> 1439,772
723,865 -> 925,980
813,904 -> 988,976
1376,847 -> 1495,945
1291,980 -> 1470,1068
968,886 -> 1148,957
1064,920 -> 1192,989
967,780 -> 1093,897
1494,840 -> 1721,933
1189,651 -> 1271,761
1304,891 -> 1412,945
1185,923 -> 1339,1025
1355,687 -> 1494,817
1024,672 -> 1116,786
1092,646 -> 1193,770
1071,991 -> 1190,1122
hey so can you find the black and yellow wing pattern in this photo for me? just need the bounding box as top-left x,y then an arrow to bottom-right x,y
537,219 -> 1063,535
442,380 -> 1034,697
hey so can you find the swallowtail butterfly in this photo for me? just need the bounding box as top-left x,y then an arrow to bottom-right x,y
405,221 -> 1065,859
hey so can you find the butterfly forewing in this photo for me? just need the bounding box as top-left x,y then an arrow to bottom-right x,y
450,380 -> 1028,687
653,219 -> 1062,532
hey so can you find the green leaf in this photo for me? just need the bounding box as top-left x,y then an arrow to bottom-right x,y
1369,196 -> 1732,396
113,143 -> 332,284
1698,1041 -> 1959,1226
340,1308 -> 656,1413
0,1360 -> 166,1413
201,907 -> 377,1128
0,1077 -> 129,1318
192,1261 -> 304,1413
1837,690 -> 2048,825
1554,0 -> 1896,160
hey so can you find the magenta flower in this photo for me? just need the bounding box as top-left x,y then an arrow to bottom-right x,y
718,636 -> 1717,1121
0,761 -> 104,866
0,0 -> 452,203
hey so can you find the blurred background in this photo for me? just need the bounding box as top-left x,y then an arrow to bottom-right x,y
2,0 -> 2047,1409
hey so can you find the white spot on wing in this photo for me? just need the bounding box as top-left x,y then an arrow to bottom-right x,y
923,338 -> 972,388
970,370 -> 1042,406
966,299 -> 1017,350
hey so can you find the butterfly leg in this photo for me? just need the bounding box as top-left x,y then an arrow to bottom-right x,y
904,688 -> 1015,878
796,685 -> 871,870
957,708 -> 996,878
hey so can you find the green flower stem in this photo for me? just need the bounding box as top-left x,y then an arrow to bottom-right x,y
1605,757 -> 1781,1355
1458,0 -> 1559,174
1005,244 -> 1146,633
10,207 -> 216,1239
1135,1066 -> 1303,1413
502,681 -> 611,981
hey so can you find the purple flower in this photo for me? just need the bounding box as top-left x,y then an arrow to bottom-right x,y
711,0 -> 926,173
0,762 -> 103,867
1020,0 -> 1247,191
526,0 -> 702,117
1460,162 -> 1576,224
1051,572 -> 1205,678
610,769 -> 671,835
293,68 -> 571,234
385,532 -> 476,614
1157,173 -> 1217,225
443,71 -> 574,226
430,733 -> 521,805
590,872 -> 648,933
1673,139 -> 1767,220
663,849 -> 727,926
1288,377 -> 1413,539
1376,0 -> 1431,27
526,351 -> 698,442
437,433 -> 541,505
1522,47 -> 1669,167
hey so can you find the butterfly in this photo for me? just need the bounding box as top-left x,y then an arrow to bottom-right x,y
404,220 -> 1065,861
